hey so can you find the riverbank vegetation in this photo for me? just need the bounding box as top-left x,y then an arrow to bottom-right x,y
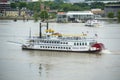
117,11 -> 120,23
10,1 -> 106,12
107,12 -> 114,18
10,1 -> 120,12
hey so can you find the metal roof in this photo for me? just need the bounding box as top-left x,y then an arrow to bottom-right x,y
67,11 -> 94,15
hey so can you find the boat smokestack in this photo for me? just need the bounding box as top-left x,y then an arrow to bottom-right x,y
39,23 -> 42,38
46,22 -> 48,30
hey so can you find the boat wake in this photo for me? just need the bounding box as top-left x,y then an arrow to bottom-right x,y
100,49 -> 112,54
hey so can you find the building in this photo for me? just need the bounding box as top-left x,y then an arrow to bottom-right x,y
62,0 -> 120,3
0,2 -> 11,16
91,9 -> 103,15
56,12 -> 67,22
85,0 -> 120,3
104,4 -> 120,17
5,10 -> 19,16
56,11 -> 94,23
91,9 -> 104,17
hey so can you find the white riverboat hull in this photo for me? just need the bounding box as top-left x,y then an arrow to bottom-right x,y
22,44 -> 102,53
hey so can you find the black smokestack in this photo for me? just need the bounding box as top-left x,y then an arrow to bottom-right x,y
46,22 -> 48,30
39,23 -> 42,38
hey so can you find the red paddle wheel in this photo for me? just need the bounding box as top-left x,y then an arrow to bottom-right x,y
92,43 -> 105,51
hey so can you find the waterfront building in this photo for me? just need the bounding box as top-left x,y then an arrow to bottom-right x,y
91,9 -> 104,17
85,0 -> 120,3
0,2 -> 11,16
104,4 -> 120,17
56,11 -> 94,23
56,12 -> 67,22
5,10 -> 19,16
60,0 -> 120,3
91,9 -> 103,15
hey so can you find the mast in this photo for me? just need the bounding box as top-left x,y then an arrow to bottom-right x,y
39,23 -> 42,38
46,22 -> 48,30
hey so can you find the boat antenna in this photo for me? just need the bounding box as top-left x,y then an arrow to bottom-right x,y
39,22 -> 42,38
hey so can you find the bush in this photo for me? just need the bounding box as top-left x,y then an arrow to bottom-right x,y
117,11 -> 120,23
107,12 -> 114,18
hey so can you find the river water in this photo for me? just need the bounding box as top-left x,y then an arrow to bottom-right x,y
0,20 -> 120,80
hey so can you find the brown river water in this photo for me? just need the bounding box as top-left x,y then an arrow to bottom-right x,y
0,20 -> 120,80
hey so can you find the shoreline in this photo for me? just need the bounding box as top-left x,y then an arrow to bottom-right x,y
0,16 -> 118,22
0,16 -> 34,20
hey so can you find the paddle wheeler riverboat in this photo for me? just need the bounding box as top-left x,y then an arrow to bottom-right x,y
22,23 -> 105,53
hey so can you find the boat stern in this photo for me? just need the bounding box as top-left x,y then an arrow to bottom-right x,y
91,43 -> 105,52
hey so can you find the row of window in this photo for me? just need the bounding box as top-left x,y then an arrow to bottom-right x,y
74,42 -> 87,46
31,40 -> 68,44
40,46 -> 71,50
30,40 -> 90,46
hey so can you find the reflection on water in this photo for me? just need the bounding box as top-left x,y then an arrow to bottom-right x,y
26,51 -> 103,80
0,20 -> 120,80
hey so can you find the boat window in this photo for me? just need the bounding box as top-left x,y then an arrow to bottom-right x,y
82,43 -> 84,46
77,43 -> 79,46
80,43 -> 81,45
69,47 -> 71,49
74,43 -> 76,45
85,43 -> 87,45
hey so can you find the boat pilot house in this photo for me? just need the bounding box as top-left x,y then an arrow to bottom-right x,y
56,11 -> 94,23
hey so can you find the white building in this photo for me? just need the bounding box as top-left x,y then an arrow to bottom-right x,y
57,11 -> 94,23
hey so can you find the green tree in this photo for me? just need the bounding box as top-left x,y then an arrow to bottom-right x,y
33,11 -> 39,22
54,0 -> 63,4
18,2 -> 27,9
40,10 -> 49,21
90,2 -> 105,9
10,3 -> 17,9
60,3 -> 72,12
117,11 -> 120,23
107,12 -> 114,18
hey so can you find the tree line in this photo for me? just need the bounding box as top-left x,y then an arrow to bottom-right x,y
10,1 -> 120,12
10,1 -> 106,12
